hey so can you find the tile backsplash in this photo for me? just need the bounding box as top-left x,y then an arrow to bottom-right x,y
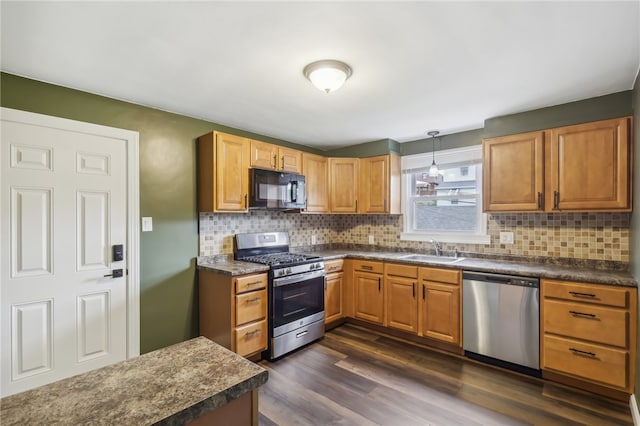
198,211 -> 630,263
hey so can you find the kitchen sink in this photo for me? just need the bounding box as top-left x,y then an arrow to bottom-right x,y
397,254 -> 465,264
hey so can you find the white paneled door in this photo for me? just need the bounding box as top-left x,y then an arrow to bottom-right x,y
1,109 -> 139,397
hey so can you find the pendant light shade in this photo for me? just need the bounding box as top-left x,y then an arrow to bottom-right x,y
427,130 -> 440,177
303,60 -> 352,93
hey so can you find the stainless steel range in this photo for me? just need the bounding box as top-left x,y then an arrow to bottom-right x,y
234,232 -> 325,359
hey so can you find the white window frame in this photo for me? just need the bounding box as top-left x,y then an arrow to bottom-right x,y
400,145 -> 490,245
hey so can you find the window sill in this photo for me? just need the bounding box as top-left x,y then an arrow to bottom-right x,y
400,232 -> 491,245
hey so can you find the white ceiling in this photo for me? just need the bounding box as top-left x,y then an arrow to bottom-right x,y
1,1 -> 639,150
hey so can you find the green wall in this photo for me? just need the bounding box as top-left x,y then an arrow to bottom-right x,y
484,91 -> 633,138
632,70 -> 640,404
0,72 -> 312,353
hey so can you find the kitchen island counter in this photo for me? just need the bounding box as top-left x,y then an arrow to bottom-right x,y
0,336 -> 268,425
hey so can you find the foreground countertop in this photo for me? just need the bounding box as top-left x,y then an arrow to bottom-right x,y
197,250 -> 636,287
0,336 -> 268,426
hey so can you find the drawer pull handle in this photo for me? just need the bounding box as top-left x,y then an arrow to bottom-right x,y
569,310 -> 597,319
361,265 -> 373,270
245,297 -> 260,303
245,329 -> 261,337
568,291 -> 596,299
569,347 -> 596,358
246,280 -> 263,286
296,330 -> 308,338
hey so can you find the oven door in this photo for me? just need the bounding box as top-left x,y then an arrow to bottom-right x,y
271,269 -> 325,336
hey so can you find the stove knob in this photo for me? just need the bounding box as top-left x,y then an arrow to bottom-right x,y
315,262 -> 322,269
309,263 -> 315,270
286,268 -> 292,274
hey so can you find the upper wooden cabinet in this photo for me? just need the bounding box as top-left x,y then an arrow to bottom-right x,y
249,140 -> 302,173
359,154 -> 401,214
329,158 -> 359,213
483,131 -> 544,212
302,153 -> 329,213
550,118 -> 631,211
483,117 -> 632,213
198,131 -> 249,212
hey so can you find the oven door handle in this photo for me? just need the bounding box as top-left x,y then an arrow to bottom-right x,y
273,269 -> 326,287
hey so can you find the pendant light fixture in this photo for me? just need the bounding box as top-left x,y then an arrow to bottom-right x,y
427,130 -> 440,177
303,59 -> 353,93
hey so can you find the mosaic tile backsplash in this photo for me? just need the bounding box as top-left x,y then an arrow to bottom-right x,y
198,211 -> 630,263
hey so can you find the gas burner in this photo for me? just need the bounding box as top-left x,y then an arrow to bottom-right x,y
242,253 -> 320,267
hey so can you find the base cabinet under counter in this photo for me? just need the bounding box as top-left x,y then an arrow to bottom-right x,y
541,279 -> 637,396
199,270 -> 268,358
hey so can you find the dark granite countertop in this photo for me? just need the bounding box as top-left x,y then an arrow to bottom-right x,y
197,250 -> 636,287
197,255 -> 270,276
0,337 -> 268,426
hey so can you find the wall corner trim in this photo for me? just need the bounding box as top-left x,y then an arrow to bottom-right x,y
630,394 -> 640,426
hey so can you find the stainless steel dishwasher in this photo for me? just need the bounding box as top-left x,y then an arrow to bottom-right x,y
463,271 -> 540,375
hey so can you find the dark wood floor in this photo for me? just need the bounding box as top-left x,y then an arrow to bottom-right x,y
257,324 -> 633,426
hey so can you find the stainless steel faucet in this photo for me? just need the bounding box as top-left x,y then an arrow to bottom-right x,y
430,239 -> 442,256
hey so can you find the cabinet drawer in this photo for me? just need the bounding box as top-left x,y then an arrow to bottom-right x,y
325,259 -> 344,273
543,280 -> 629,308
419,267 -> 460,285
235,273 -> 267,294
543,335 -> 628,390
385,263 -> 418,279
235,289 -> 267,326
353,260 -> 383,274
544,299 -> 628,348
234,319 -> 267,357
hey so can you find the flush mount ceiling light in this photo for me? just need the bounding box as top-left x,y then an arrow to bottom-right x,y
303,59 -> 353,93
427,130 -> 441,177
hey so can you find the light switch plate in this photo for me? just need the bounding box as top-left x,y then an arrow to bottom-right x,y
311,235 -> 317,245
368,235 -> 375,245
499,231 -> 514,244
142,217 -> 153,232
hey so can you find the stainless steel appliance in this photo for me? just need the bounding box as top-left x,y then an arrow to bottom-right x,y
234,232 -> 324,359
249,168 -> 306,210
462,271 -> 540,375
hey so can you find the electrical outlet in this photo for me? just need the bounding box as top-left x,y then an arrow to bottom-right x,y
499,231 -> 514,244
311,235 -> 317,245
368,235 -> 375,245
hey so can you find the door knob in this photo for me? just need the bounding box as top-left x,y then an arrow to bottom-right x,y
104,269 -> 123,278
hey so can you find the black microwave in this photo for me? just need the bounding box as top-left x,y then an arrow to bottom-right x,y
249,168 -> 306,210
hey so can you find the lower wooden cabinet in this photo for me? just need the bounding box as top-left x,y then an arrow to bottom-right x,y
353,261 -> 384,324
541,279 -> 637,394
419,267 -> 461,346
385,263 -> 418,333
324,259 -> 344,324
199,270 -> 268,357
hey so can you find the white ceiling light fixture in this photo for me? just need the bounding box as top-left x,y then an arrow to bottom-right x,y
427,130 -> 441,177
303,59 -> 353,93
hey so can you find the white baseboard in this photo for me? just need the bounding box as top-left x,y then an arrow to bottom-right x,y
631,394 -> 640,425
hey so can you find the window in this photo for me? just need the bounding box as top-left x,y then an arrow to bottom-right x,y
400,145 -> 489,244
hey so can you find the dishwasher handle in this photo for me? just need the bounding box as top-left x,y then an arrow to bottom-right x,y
463,271 -> 539,288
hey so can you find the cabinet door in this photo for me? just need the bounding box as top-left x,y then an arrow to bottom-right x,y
483,131 -> 545,212
215,132 -> 249,211
354,271 -> 383,324
386,275 -> 418,333
302,153 -> 329,213
359,155 -> 389,213
249,140 -> 277,170
329,158 -> 359,213
550,117 -> 631,211
278,147 -> 302,173
421,281 -> 460,345
325,272 -> 343,323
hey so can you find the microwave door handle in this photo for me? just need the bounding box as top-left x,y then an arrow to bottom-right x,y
290,180 -> 297,202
